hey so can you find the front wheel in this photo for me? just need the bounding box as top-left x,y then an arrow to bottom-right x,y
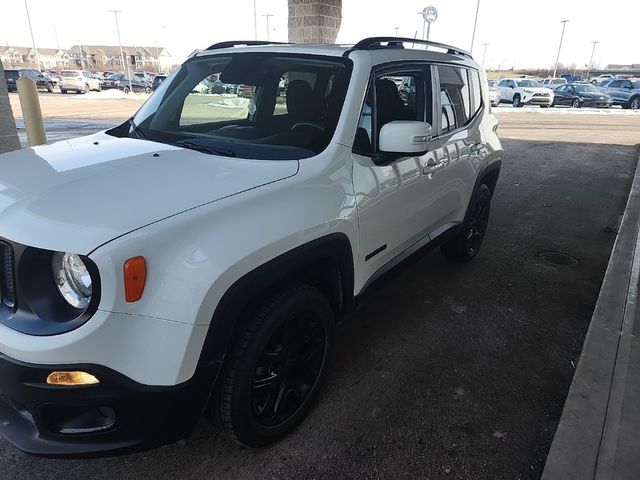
572,98 -> 580,108
630,97 -> 640,110
46,83 -> 54,93
512,94 -> 522,108
122,86 -> 130,94
212,283 -> 334,447
145,86 -> 151,94
441,184 -> 492,263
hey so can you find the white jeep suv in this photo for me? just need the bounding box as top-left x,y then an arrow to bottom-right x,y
0,38 -> 502,457
496,77 -> 554,107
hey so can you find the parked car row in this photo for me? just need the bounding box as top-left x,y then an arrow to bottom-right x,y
3,69 -> 55,93
488,75 -> 640,110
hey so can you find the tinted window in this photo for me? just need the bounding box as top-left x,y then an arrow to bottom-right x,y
469,69 -> 482,114
438,65 -> 471,133
353,67 -> 431,155
608,80 -> 622,88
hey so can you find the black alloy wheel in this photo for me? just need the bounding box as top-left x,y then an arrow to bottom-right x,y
441,184 -> 492,262
250,311 -> 327,427
572,98 -> 580,108
631,97 -> 640,110
213,283 -> 334,447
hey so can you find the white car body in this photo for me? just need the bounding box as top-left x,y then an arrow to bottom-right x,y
541,77 -> 567,87
59,69 -> 101,93
496,77 -> 554,107
0,39 -> 503,456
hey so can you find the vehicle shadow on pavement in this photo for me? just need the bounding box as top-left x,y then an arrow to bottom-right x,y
1,139 -> 637,480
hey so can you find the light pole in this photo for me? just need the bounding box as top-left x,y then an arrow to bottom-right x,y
53,25 -> 60,68
586,41 -> 599,80
262,14 -> 275,41
420,6 -> 438,41
552,19 -> 569,78
109,10 -> 133,93
394,26 -> 399,37
24,0 -> 41,70
481,42 -> 489,67
253,0 -> 258,40
470,0 -> 480,52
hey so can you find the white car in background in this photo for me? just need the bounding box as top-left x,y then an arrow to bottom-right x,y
496,78 -> 554,107
489,86 -> 500,107
59,70 -> 102,94
541,77 -> 567,88
590,74 -> 614,85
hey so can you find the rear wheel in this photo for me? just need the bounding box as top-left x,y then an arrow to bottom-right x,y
212,283 -> 334,447
441,184 -> 492,263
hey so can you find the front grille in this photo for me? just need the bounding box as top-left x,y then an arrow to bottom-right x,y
0,242 -> 16,309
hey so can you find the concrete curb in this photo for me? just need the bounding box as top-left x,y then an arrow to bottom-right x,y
543,146 -> 640,479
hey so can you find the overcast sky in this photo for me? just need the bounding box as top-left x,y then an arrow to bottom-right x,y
2,0 -> 637,70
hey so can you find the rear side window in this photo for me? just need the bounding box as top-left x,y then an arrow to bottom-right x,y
469,70 -> 482,115
437,65 -> 472,134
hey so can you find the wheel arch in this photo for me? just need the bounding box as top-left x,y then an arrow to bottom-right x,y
195,233 -> 355,374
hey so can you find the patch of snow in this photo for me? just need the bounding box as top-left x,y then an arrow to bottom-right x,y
494,105 -> 640,116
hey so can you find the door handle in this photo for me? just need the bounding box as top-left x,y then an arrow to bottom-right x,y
422,157 -> 442,175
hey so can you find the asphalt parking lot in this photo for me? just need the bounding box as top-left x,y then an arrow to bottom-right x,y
2,99 -> 639,479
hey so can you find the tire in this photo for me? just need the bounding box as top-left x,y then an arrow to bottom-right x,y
441,184 -> 492,263
630,97 -> 640,110
572,98 -> 580,108
212,283 -> 334,447
61,89 -> 67,94
82,84 -> 89,94
46,83 -> 54,93
512,94 -> 522,108
123,86 -> 130,94
145,87 -> 151,94
540,105 -> 550,108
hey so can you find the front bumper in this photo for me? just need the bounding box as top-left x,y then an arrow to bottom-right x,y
522,94 -> 553,106
0,353 -> 219,458
581,99 -> 613,108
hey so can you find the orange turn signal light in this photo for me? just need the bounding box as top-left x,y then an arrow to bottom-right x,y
47,371 -> 100,386
124,256 -> 146,303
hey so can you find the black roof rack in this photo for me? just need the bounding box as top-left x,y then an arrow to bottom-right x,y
347,37 -> 472,58
205,40 -> 290,50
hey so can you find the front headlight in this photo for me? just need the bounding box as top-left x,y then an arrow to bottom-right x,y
523,89 -> 533,94
52,252 -> 92,309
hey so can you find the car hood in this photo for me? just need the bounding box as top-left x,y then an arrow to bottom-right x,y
0,132 -> 298,254
523,87 -> 553,94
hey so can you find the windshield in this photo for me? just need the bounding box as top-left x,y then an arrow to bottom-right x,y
5,70 -> 19,79
61,71 -> 78,77
574,84 -> 600,93
516,79 -> 541,88
117,52 -> 352,160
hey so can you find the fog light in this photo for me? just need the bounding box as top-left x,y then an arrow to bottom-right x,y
46,371 -> 100,386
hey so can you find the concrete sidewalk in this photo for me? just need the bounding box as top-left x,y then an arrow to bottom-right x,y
544,146 -> 640,480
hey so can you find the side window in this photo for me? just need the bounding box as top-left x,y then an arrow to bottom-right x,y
469,69 -> 482,115
437,65 -> 471,134
622,81 -> 632,89
353,67 -> 431,156
509,80 -> 516,88
609,80 -> 621,88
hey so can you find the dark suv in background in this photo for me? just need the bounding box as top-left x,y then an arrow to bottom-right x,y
4,69 -> 55,93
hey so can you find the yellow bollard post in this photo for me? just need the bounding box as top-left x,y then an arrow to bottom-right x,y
16,77 -> 46,147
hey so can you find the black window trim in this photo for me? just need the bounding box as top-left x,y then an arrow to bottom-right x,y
351,60 -> 439,158
432,63 -> 484,140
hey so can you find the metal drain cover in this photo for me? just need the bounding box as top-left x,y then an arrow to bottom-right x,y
536,251 -> 579,266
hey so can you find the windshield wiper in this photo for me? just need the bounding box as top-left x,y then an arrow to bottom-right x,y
176,140 -> 236,157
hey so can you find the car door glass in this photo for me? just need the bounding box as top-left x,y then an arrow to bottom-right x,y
437,65 -> 471,134
353,68 -> 429,156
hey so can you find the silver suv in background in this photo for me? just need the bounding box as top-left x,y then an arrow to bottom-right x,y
599,78 -> 640,109
59,70 -> 102,94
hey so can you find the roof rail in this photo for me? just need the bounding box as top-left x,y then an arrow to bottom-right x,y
347,37 -> 472,58
205,40 -> 289,50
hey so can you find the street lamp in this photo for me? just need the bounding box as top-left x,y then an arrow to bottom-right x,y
262,13 -> 275,41
24,0 -> 41,70
552,19 -> 569,78
586,41 -> 599,80
470,0 -> 481,52
109,10 -> 133,93
481,42 -> 489,67
420,6 -> 438,41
